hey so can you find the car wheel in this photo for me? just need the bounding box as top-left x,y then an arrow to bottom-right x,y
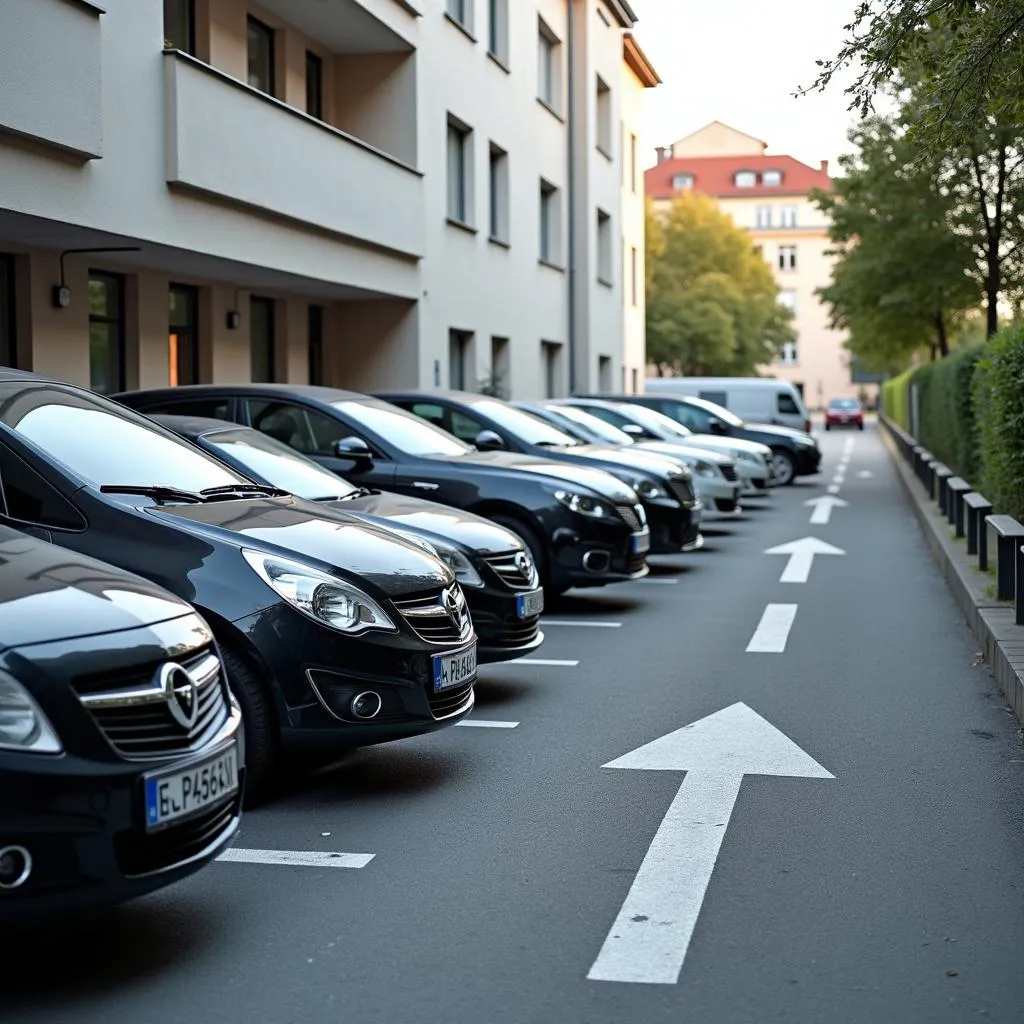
858,422 -> 864,431
218,641 -> 280,807
825,423 -> 831,431
489,514 -> 549,588
770,450 -> 797,486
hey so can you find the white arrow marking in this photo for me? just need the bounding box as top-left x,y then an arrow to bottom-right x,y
456,719 -> 520,728
805,495 -> 849,525
587,703 -> 834,985
746,603 -> 798,652
764,536 -> 845,583
857,470 -> 872,478
219,849 -> 374,868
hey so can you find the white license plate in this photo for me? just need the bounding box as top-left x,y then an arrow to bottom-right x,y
432,642 -> 478,692
631,530 -> 651,555
515,588 -> 545,619
144,743 -> 239,832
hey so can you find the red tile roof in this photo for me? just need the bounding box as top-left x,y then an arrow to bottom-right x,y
646,154 -> 832,200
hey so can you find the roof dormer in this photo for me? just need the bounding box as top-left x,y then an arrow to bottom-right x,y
762,168 -> 783,187
733,170 -> 757,188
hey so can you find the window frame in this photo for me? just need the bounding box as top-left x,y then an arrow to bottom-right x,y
250,295 -> 276,384
539,179 -> 558,264
447,116 -> 472,226
246,15 -> 276,97
488,142 -> 509,244
168,282 -> 200,387
305,50 -> 324,120
87,271 -> 126,396
163,0 -> 196,54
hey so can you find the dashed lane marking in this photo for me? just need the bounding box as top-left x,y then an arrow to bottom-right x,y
746,604 -> 798,653
218,849 -> 375,869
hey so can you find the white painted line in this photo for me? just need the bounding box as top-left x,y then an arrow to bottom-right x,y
857,470 -> 873,478
827,484 -> 841,494
542,620 -> 622,628
637,578 -> 679,585
456,719 -> 520,728
764,537 -> 845,583
219,849 -> 374,869
746,604 -> 798,652
587,703 -> 833,985
516,658 -> 580,666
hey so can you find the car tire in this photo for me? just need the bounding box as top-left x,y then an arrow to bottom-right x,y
218,642 -> 280,807
489,513 -> 549,588
858,422 -> 864,431
825,423 -> 831,431
770,449 -> 797,486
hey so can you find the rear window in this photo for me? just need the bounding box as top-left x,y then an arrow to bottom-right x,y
133,397 -> 231,421
829,399 -> 860,410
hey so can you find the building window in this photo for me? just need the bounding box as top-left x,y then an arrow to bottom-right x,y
446,0 -> 471,32
672,173 -> 693,190
537,18 -> 560,112
755,205 -> 773,229
778,341 -> 799,365
596,75 -> 612,157
778,245 -> 797,271
489,336 -> 509,398
734,170 -> 757,188
780,205 -> 798,228
630,133 -> 638,192
539,179 -> 559,263
447,115 -> 472,225
488,0 -> 508,62
247,17 -> 275,96
306,51 -> 323,119
449,329 -> 472,390
778,289 -> 797,314
489,143 -> 509,243
0,255 -> 14,369
630,246 -> 638,306
163,0 -> 195,53
598,356 -> 612,392
541,341 -> 561,399
168,284 -> 199,387
762,169 -> 783,187
88,273 -> 125,396
308,304 -> 324,386
597,209 -> 612,285
631,367 -> 638,394
250,296 -> 275,383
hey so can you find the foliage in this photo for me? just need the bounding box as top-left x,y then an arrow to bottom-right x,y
973,324 -> 1024,520
645,194 -> 794,376
477,367 -> 507,399
881,367 -> 914,429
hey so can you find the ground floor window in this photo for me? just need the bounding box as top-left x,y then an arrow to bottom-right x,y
308,305 -> 324,385
0,255 -> 15,369
169,283 -> 199,386
250,296 -> 275,383
88,272 -> 125,395
541,340 -> 562,399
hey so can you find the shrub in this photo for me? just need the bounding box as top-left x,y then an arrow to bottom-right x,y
881,367 -> 913,428
914,346 -> 984,482
974,325 -> 1024,520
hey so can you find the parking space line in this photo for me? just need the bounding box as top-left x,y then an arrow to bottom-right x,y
827,484 -> 841,494
456,719 -> 520,728
542,620 -> 622,628
746,604 -> 798,653
516,658 -> 580,666
636,578 -> 679,585
219,849 -> 375,868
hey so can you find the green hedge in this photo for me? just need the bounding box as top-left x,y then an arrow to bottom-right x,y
913,346 -> 984,482
881,367 -> 913,429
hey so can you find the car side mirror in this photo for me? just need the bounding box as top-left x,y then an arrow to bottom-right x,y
334,436 -> 374,463
707,417 -> 725,435
621,424 -> 645,437
473,429 -> 506,451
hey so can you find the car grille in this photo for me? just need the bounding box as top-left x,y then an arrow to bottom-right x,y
114,796 -> 239,877
472,611 -> 541,647
616,504 -> 645,531
393,587 -> 473,646
666,475 -> 695,504
75,651 -> 229,763
720,464 -> 738,482
427,681 -> 474,720
482,550 -> 538,590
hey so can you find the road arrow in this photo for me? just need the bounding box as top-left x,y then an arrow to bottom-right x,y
587,703 -> 834,985
804,495 -> 849,525
764,536 -> 845,582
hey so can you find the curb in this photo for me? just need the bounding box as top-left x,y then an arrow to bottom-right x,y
881,426 -> 1024,726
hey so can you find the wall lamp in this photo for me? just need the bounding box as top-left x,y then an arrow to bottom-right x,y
52,247 -> 142,308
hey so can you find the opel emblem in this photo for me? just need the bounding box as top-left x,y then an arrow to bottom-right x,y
443,587 -> 464,632
514,551 -> 532,579
158,662 -> 199,731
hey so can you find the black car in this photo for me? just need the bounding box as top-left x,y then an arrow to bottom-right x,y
378,390 -> 704,555
0,525 -> 243,931
603,394 -> 821,486
0,371 -> 477,801
113,385 -> 652,595
151,414 -> 545,664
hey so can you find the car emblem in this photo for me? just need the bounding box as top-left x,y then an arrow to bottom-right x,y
443,587 -> 464,632
514,551 -> 533,579
158,662 -> 199,731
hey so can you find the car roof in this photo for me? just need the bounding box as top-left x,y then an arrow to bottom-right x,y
0,367 -> 71,385
149,413 -> 243,438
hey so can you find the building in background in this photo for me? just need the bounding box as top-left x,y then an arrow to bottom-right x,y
645,121 -> 859,409
0,0 -> 651,401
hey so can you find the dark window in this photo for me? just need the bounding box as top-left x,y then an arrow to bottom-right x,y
306,51 -> 323,119
308,305 -> 324,386
698,390 -> 728,407
449,329 -> 471,390
246,399 -> 346,456
777,393 -> 799,415
0,443 -> 84,530
657,400 -> 706,431
88,272 -> 125,396
0,254 -> 15,369
250,296 -> 275,383
136,397 -> 230,420
164,0 -> 195,54
405,401 -> 448,430
247,16 -> 275,96
449,409 -> 487,444
169,284 -> 199,386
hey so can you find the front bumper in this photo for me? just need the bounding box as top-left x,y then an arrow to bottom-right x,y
466,584 -> 545,664
647,500 -> 703,553
794,446 -> 823,475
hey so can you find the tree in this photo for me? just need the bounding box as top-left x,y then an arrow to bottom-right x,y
645,194 -> 794,376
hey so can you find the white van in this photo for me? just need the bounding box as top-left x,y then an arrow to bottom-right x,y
644,377 -> 811,433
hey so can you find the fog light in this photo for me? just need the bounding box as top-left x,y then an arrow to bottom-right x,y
0,846 -> 32,890
350,692 -> 382,720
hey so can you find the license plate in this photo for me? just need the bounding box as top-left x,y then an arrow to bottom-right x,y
432,642 -> 478,692
144,743 -> 239,832
631,530 -> 651,555
515,588 -> 545,619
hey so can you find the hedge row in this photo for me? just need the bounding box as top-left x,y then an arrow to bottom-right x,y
882,324 -> 1024,521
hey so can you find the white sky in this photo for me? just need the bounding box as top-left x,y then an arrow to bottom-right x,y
629,0 -> 863,175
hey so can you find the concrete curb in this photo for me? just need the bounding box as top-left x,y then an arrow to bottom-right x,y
881,425 -> 1024,726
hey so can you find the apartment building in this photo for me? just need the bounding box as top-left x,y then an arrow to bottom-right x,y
0,0 -> 649,401
645,121 -> 858,409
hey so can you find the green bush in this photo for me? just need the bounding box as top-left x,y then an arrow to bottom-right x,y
881,367 -> 913,428
914,346 -> 984,482
973,325 -> 1024,520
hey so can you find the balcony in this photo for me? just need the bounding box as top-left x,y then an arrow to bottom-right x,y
0,0 -> 104,159
163,51 -> 424,259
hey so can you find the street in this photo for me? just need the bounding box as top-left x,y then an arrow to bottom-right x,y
5,423 -> 1024,1024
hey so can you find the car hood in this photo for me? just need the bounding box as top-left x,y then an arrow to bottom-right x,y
538,444 -> 685,482
435,450 -> 640,504
681,435 -> 772,460
318,491 -> 524,556
635,441 -> 733,466
0,526 -> 194,652
148,495 -> 453,597
744,422 -> 815,444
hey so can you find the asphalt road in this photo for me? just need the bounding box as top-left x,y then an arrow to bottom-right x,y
5,422 -> 1024,1024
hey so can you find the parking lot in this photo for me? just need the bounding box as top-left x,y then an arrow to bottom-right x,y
5,423 -> 1024,1024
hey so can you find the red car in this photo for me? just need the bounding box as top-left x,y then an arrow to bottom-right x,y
825,398 -> 864,430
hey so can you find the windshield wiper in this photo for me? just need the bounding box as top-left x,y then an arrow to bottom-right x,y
199,484 -> 290,499
100,484 -> 206,504
535,439 -> 579,448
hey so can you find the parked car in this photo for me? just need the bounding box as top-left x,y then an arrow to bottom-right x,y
611,394 -> 821,486
112,385 -> 652,595
825,398 -> 864,431
0,370 -> 478,801
644,376 -> 812,433
0,525 -> 243,931
377,390 -> 704,554
151,414 -> 545,664
516,401 -> 743,513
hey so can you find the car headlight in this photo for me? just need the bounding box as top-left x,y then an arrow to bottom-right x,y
692,460 -> 716,478
554,489 -> 612,518
242,549 -> 397,635
636,479 -> 667,500
430,542 -> 484,588
795,436 -> 815,447
0,671 -> 62,754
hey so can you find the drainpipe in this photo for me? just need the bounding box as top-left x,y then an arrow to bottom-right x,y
566,0 -> 577,394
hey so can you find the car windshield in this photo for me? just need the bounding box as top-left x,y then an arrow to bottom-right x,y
0,383 -> 252,491
680,396 -> 745,426
829,399 -> 860,410
203,428 -> 358,501
613,403 -> 694,439
332,400 -> 470,457
469,399 -> 581,447
545,405 -> 635,444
